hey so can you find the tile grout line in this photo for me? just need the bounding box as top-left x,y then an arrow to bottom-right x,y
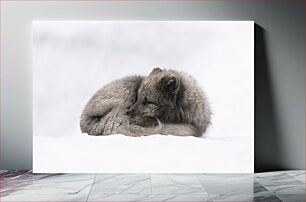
149,173 -> 153,194
86,174 -> 97,202
285,171 -> 306,184
195,174 -> 213,201
254,178 -> 284,201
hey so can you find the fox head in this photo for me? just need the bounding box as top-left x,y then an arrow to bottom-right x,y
127,67 -> 181,118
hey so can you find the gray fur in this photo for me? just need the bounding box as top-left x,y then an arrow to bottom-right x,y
80,68 -> 211,137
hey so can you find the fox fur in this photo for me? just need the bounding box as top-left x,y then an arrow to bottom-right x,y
80,68 -> 211,137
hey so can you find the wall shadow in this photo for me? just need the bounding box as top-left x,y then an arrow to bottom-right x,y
255,24 -> 284,172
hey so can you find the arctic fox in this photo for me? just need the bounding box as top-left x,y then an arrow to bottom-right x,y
80,68 -> 211,137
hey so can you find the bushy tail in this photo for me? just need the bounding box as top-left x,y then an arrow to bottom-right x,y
117,119 -> 201,137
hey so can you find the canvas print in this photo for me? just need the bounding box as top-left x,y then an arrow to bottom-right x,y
33,21 -> 254,173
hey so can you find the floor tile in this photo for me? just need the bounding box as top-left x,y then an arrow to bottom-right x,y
2,170 -> 306,202
150,174 -> 207,195
210,194 -> 282,201
1,172 -> 95,196
0,170 -> 32,181
197,173 -> 254,185
198,174 -> 267,195
286,170 -> 305,183
141,194 -> 211,202
262,183 -> 305,195
0,170 -> 8,174
88,194 -> 140,201
88,194 -> 211,202
255,171 -> 294,181
206,181 -> 268,195
256,174 -> 305,195
90,174 -> 151,195
275,194 -> 306,202
0,194 -> 88,201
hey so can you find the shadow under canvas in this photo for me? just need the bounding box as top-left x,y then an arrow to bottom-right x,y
255,24 -> 285,172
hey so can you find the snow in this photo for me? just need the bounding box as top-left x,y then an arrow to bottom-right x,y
33,132 -> 253,173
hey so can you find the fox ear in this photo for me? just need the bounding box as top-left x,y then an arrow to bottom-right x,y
160,75 -> 179,93
150,67 -> 162,75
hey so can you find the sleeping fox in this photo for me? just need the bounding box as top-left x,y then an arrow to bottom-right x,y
80,67 -> 211,137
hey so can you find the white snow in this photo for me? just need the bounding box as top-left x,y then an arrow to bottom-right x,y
33,132 -> 253,173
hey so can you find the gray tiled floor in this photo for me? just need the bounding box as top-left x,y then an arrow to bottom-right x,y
0,170 -> 305,201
